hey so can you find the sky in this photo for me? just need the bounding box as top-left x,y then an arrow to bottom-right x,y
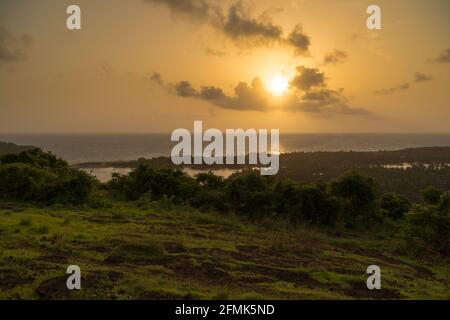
0,0 -> 449,133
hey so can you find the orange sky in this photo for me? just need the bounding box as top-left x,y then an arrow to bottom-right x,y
0,0 -> 449,133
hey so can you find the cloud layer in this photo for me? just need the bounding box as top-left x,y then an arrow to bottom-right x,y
149,66 -> 371,117
0,27 -> 32,63
414,72 -> 433,82
143,0 -> 311,55
430,48 -> 450,63
323,50 -> 348,65
375,83 -> 410,95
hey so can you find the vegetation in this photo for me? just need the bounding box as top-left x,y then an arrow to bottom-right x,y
75,146 -> 450,201
0,148 -> 448,299
0,149 -> 96,205
0,142 -> 33,156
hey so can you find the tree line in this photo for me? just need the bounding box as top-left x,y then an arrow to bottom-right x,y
0,148 -> 448,257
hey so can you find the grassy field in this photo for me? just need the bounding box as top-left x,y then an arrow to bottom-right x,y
0,201 -> 448,300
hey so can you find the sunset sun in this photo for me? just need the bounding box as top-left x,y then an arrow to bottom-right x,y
267,75 -> 289,96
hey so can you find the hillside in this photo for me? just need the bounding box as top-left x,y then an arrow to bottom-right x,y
0,202 -> 448,300
0,142 -> 33,156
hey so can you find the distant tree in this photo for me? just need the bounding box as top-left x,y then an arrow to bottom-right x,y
0,149 -> 96,205
272,180 -> 340,225
226,169 -> 273,215
403,194 -> 449,256
421,186 -> 442,205
0,148 -> 66,169
330,172 -> 378,225
380,193 -> 411,220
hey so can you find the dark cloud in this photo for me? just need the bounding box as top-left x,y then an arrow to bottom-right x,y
289,66 -> 325,91
286,25 -> 310,56
174,81 -> 198,97
0,27 -> 32,62
286,67 -> 369,116
143,0 -> 220,21
323,50 -> 348,65
199,86 -> 226,100
222,2 -> 282,43
413,72 -> 433,83
151,66 -> 371,117
430,48 -> 450,63
375,83 -> 410,95
149,72 -> 164,84
143,0 -> 311,55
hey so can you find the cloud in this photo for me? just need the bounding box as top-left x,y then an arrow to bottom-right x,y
0,27 -> 32,63
323,50 -> 348,65
174,81 -> 198,97
143,0 -> 219,21
286,67 -> 369,116
150,66 -> 372,117
289,66 -> 325,91
222,2 -> 282,44
413,72 -> 433,83
148,72 -> 163,85
430,48 -> 450,63
143,0 -> 311,55
286,25 -> 310,56
149,72 -> 270,111
375,83 -> 410,95
205,47 -> 227,56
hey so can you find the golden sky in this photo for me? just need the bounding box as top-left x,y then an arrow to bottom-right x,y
0,0 -> 449,133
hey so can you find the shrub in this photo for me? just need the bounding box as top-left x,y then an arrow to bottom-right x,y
107,161 -> 198,203
272,180 -> 340,225
330,172 -> 378,226
87,188 -> 112,209
380,193 -> 411,219
421,186 -> 442,205
0,149 -> 97,205
226,169 -> 273,215
403,194 -> 449,256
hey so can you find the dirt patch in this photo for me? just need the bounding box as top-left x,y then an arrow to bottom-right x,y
36,271 -> 123,299
342,281 -> 402,299
138,290 -> 185,300
38,251 -> 69,263
0,267 -> 35,290
242,264 -> 321,288
164,242 -> 187,254
352,247 -> 434,277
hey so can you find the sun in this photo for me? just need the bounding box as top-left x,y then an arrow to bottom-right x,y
267,75 -> 289,96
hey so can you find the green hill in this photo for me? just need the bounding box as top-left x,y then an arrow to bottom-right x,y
0,202 -> 448,299
0,142 -> 33,156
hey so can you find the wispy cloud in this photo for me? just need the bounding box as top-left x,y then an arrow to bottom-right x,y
375,83 -> 410,95
0,27 -> 32,63
323,50 -> 348,65
413,72 -> 433,83
143,0 -> 311,55
429,48 -> 450,64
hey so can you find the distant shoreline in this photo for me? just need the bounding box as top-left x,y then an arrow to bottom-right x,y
72,146 -> 450,169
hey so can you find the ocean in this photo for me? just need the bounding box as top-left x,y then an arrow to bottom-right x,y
1,133 -> 449,164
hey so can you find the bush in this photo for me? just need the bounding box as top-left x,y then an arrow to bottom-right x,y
272,180 -> 340,225
226,169 -> 273,215
421,186 -> 442,205
330,172 -> 378,226
380,193 -> 411,219
107,161 -> 198,203
0,149 -> 97,205
403,194 -> 449,256
87,188 -> 113,209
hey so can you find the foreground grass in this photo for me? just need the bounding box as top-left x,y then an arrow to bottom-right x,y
0,202 -> 448,300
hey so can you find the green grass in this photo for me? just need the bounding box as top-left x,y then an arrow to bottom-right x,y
0,202 -> 448,300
